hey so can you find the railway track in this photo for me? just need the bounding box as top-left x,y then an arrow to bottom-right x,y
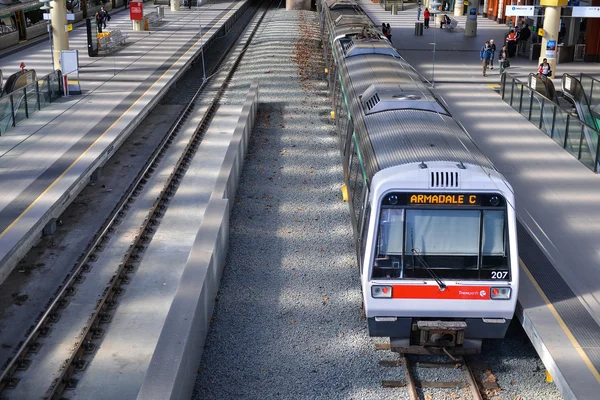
0,1 -> 271,398
378,343 -> 499,400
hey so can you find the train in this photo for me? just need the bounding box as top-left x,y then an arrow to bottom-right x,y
319,0 -> 518,354
0,0 -> 125,51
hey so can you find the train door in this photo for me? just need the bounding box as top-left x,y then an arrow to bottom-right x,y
14,11 -> 26,41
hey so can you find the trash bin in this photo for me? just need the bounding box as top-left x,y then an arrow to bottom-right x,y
391,4 -> 397,14
156,6 -> 164,19
414,21 -> 424,36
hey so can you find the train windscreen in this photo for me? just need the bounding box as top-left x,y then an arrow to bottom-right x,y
372,206 -> 510,281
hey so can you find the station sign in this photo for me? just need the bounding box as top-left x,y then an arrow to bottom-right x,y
572,7 -> 600,18
505,5 -> 534,16
130,2 -> 144,21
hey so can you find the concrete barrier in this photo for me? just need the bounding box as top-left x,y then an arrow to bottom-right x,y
136,81 -> 259,400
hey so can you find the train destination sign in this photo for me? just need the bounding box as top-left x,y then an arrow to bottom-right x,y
408,193 -> 481,206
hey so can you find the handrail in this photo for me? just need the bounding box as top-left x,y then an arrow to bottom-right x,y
500,72 -> 600,172
0,70 -> 62,136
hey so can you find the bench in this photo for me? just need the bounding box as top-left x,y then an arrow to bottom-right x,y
98,29 -> 128,53
146,11 -> 163,25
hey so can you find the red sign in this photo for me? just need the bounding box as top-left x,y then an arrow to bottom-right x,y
130,2 -> 143,20
390,285 -> 492,300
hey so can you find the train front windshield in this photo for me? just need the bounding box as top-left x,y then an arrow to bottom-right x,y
372,203 -> 510,281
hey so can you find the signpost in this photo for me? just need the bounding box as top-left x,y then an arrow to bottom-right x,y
130,2 -> 144,20
572,7 -> 600,18
504,5 -> 535,17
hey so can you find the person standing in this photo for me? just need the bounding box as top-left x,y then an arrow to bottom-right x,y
417,0 -> 422,21
506,29 -> 517,58
423,8 -> 430,29
489,39 -> 496,70
498,45 -> 509,75
480,41 -> 493,77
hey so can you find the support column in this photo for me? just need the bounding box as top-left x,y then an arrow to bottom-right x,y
482,0 -> 488,18
497,0 -> 504,23
584,0 -> 600,62
171,0 -> 180,11
464,0 -> 477,36
539,1 -> 564,76
454,0 -> 464,16
286,0 -> 310,9
50,0 -> 69,70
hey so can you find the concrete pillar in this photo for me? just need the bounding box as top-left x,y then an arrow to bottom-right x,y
482,0 -> 489,17
132,19 -> 144,31
454,0 -> 464,16
171,0 -> 180,11
286,0 -> 311,10
464,0 -> 477,36
50,0 -> 69,70
539,5 -> 560,76
584,0 -> 600,62
497,0 -> 504,22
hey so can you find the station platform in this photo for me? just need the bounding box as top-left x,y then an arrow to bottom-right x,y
359,1 -> 600,398
0,0 -> 248,281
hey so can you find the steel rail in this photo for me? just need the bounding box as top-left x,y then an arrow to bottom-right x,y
0,1 -> 269,397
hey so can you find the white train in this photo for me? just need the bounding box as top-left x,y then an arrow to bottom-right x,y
320,0 -> 518,354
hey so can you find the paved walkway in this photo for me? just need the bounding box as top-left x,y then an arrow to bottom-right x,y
359,0 -> 599,84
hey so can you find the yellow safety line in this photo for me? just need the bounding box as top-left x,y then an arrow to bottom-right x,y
520,258 -> 600,384
0,9 -> 236,241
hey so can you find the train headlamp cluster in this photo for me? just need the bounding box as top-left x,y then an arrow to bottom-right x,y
371,285 -> 392,298
490,287 -> 511,300
489,196 -> 500,206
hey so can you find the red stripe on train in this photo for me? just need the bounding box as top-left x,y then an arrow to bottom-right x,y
390,285 -> 491,300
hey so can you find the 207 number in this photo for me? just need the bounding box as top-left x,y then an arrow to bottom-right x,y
491,271 -> 508,279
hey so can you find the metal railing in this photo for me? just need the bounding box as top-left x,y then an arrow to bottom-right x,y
580,73 -> 600,120
0,70 -> 63,136
500,72 -> 600,172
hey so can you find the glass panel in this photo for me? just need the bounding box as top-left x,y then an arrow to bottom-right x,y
0,95 -> 15,135
26,83 -> 38,117
539,101 -> 556,138
377,208 -> 404,256
38,79 -> 50,108
13,90 -> 28,125
405,209 -> 480,256
529,93 -> 542,128
552,109 -> 569,149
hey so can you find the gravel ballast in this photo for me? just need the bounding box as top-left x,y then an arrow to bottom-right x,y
193,9 -> 562,400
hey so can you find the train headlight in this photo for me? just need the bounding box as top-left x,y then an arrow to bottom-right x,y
371,285 -> 392,298
489,196 -> 500,206
490,287 -> 511,300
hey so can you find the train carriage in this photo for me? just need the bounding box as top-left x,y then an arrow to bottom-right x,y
320,0 -> 518,354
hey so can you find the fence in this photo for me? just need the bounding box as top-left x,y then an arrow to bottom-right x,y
0,70 -> 63,136
500,72 -> 600,172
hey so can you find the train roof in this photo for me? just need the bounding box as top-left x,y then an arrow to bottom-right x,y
361,110 -> 494,176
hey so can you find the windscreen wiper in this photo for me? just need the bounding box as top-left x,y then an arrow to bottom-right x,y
411,248 -> 447,291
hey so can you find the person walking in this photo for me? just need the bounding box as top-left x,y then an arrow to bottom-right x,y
417,0 -> 422,21
498,45 -> 509,75
95,11 -> 103,33
100,7 -> 110,29
489,39 -> 496,69
480,41 -> 493,77
537,58 -> 552,78
386,23 -> 392,43
423,8 -> 430,29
